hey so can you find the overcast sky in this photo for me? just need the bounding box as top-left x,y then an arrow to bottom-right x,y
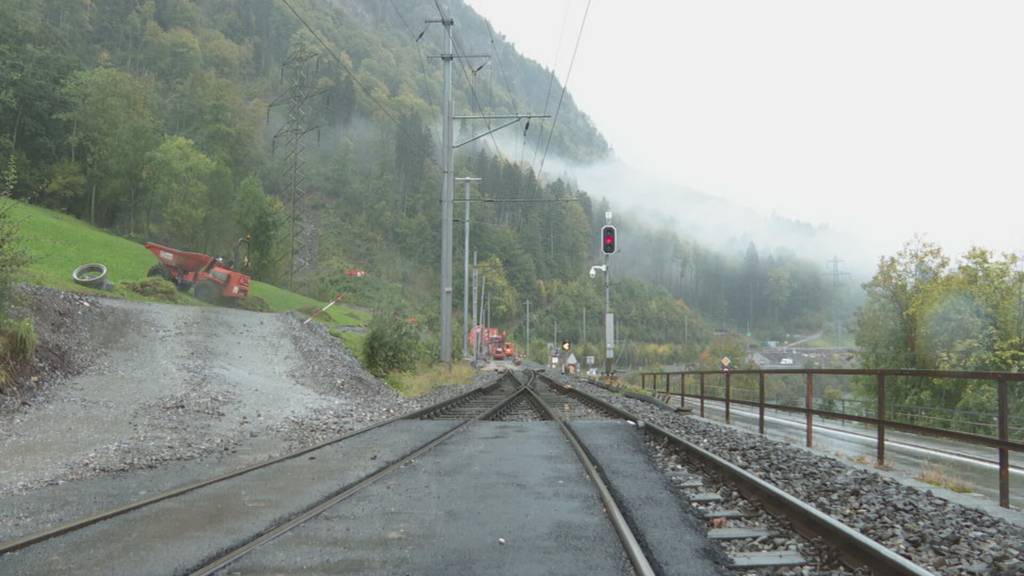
465,0 -> 1024,261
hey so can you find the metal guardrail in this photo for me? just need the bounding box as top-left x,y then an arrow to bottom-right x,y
640,368 -> 1023,508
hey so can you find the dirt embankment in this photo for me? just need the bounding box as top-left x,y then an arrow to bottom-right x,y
0,286 -> 421,496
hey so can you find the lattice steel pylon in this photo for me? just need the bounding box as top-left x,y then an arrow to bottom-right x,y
269,43 -> 326,289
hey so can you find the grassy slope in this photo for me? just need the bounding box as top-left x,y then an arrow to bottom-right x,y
14,201 -> 368,329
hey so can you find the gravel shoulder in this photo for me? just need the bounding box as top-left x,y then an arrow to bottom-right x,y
0,286 -> 488,540
555,373 -> 1024,576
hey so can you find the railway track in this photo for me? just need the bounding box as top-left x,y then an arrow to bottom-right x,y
534,372 -> 935,576
0,371 -> 667,575
0,372 -> 524,573
0,368 -> 934,575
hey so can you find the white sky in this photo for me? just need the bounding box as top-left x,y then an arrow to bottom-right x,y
465,0 -> 1024,261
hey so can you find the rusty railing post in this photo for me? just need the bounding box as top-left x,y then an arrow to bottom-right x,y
680,373 -> 686,409
998,378 -> 1009,508
877,373 -> 886,466
641,373 -> 646,390
758,372 -> 766,435
665,373 -> 670,394
699,373 -> 705,418
725,371 -> 732,424
805,372 -> 814,448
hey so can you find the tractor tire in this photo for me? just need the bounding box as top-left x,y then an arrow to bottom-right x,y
72,263 -> 113,291
194,280 -> 220,304
147,264 -> 171,281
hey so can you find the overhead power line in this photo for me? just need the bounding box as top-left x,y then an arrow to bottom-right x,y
538,0 -> 593,175
450,31 -> 503,156
280,0 -> 441,170
532,1 -> 572,168
387,0 -> 437,107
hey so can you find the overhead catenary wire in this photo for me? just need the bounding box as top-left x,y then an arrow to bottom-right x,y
484,19 -> 530,166
387,0 -> 438,108
532,0 -> 572,169
538,0 -> 593,175
280,0 -> 441,170
451,31 -> 504,157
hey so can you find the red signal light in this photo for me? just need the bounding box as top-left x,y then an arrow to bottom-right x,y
600,225 -> 617,254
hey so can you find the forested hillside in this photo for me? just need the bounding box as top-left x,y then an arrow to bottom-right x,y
1,0 -> 833,367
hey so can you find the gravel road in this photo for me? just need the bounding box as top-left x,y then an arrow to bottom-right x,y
0,287 -> 476,499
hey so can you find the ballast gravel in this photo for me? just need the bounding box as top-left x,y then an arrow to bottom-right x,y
556,374 -> 1024,576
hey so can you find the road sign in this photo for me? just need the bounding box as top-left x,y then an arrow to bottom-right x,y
561,340 -> 571,352
586,355 -> 595,366
720,356 -> 731,370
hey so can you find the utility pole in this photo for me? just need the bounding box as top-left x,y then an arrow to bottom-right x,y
456,177 -> 481,359
428,4 -> 549,368
554,319 -> 558,349
826,256 -> 849,349
471,251 -> 478,359
526,299 -> 530,361
582,306 -> 586,352
477,274 -> 486,362
430,12 -> 455,368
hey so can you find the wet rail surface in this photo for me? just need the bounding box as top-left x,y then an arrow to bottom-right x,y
0,373 -> 524,574
0,370 -> 927,575
0,371 -> 720,575
535,372 -> 935,576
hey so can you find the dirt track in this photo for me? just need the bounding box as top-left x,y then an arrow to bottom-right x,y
0,288 -> 413,497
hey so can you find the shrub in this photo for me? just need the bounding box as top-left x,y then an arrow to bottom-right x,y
0,194 -> 28,311
7,319 -> 37,361
0,318 -> 36,395
363,312 -> 421,377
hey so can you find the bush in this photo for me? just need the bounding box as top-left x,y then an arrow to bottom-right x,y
0,194 -> 28,311
0,318 -> 36,394
6,319 -> 37,361
363,312 -> 421,377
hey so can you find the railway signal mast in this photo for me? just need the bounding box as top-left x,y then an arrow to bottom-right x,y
428,5 -> 549,368
591,212 -> 617,376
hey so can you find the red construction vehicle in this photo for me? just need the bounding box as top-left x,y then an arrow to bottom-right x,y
469,326 -> 517,362
144,241 -> 251,304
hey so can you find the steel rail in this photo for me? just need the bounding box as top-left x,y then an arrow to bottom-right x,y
0,373 -> 509,556
190,377 -> 530,575
521,371 -> 656,576
537,373 -> 934,576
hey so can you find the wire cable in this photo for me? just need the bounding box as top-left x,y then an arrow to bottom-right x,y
387,0 -> 437,107
281,0 -> 442,170
532,0 -> 572,169
538,0 -> 592,175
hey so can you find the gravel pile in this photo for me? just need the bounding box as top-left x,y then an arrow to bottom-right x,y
559,375 -> 1024,576
1,285 -> 130,412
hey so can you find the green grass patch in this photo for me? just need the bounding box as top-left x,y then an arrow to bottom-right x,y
11,201 -> 366,325
386,362 -> 475,398
330,329 -> 366,359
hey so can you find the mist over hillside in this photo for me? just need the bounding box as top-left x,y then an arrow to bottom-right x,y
535,153 -> 876,277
